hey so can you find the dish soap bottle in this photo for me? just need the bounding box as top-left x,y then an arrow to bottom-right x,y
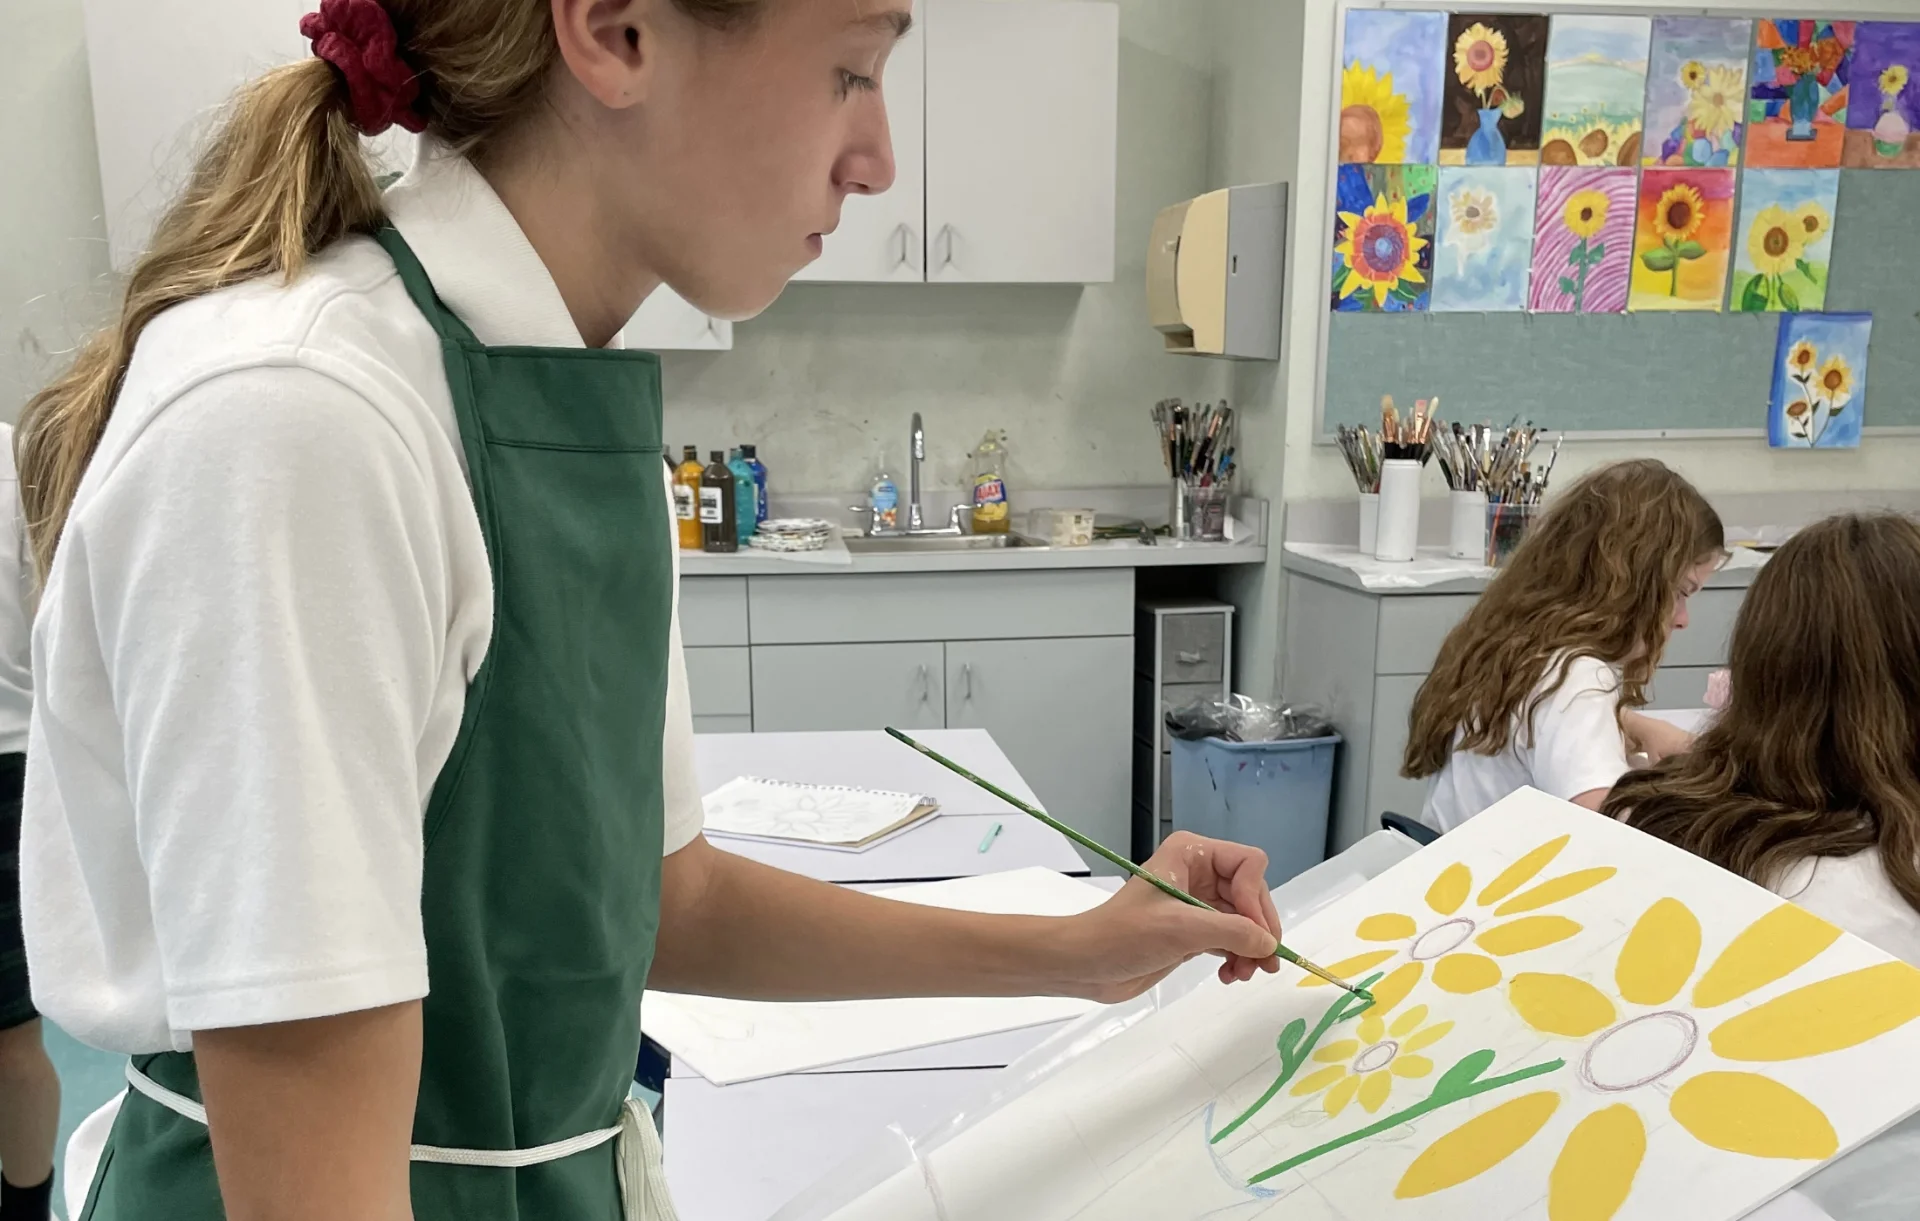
970,430 -> 1010,535
728,448 -> 757,547
740,444 -> 769,526
673,445 -> 704,551
869,470 -> 900,534
701,450 -> 737,553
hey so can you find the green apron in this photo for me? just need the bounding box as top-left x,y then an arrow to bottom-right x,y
82,227 -> 676,1221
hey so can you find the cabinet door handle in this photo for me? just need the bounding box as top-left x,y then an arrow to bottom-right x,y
893,222 -> 916,270
917,664 -> 930,703
1177,650 -> 1204,664
961,662 -> 973,701
936,224 -> 956,273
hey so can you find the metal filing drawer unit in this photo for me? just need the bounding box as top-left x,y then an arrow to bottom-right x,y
1132,599 -> 1234,860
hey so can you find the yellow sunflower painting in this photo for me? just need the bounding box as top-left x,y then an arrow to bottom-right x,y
1339,9 -> 1446,164
1395,899 -> 1920,1220
1289,963 -> 1452,1117
1629,167 -> 1734,311
1732,169 -> 1839,314
1299,833 -> 1612,997
1331,165 -> 1436,312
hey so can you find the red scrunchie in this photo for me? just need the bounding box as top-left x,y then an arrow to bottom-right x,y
300,0 -> 426,136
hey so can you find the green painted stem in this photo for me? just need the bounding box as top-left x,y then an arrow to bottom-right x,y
882,728 -> 1370,999
1210,976 -> 1383,1146
1245,1056 -> 1567,1186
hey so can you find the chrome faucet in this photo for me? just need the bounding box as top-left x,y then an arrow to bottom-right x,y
909,412 -> 926,532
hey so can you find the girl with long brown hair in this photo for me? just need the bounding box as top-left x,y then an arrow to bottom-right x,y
1404,459 -> 1725,832
20,3 -> 1290,1218
1608,513 -> 1920,966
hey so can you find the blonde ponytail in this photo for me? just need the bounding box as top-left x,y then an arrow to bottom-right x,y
17,58 -> 380,581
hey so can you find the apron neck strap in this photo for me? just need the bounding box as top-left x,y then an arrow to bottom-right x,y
373,226 -> 482,347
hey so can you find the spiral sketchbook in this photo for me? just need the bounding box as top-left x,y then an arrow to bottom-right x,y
700,776 -> 939,851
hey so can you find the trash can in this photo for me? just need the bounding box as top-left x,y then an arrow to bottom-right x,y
1170,734 -> 1341,888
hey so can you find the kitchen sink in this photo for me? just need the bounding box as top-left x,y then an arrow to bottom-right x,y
846,533 -> 1045,554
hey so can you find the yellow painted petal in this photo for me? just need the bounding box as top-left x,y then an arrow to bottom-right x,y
1325,1072 -> 1362,1117
1390,197 -> 1409,224
1314,1038 -> 1361,1064
1358,1070 -> 1395,1113
1371,279 -> 1391,308
1358,913 -> 1418,942
1291,1065 -> 1350,1097
1670,1072 -> 1838,1160
1616,898 -> 1701,1006
1337,210 -> 1364,230
1510,973 -> 1617,1037
1392,1054 -> 1434,1079
1427,862 -> 1473,915
1368,962 -> 1425,1016
1692,904 -> 1844,1009
1338,272 -> 1367,299
1396,1092 -> 1561,1199
1710,962 -> 1920,1061
1478,916 -> 1583,957
1477,835 -> 1571,906
1548,1105 -> 1646,1221
1359,1013 -> 1387,1045
1434,953 -> 1503,994
1390,1004 -> 1430,1037
1298,949 -> 1398,986
1403,1020 -> 1455,1052
1400,262 -> 1427,285
1494,868 -> 1618,917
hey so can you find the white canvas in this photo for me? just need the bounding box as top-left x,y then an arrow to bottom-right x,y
644,868 -> 1112,1084
821,791 -> 1920,1221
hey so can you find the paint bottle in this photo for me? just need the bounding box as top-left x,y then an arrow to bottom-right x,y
728,448 -> 758,546
701,450 -> 737,553
672,446 -> 704,551
741,444 -> 769,525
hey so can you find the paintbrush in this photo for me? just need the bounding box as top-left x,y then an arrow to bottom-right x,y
884,727 -> 1375,1001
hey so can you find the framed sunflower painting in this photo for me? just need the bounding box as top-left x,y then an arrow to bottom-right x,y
1643,17 -> 1751,168
811,790 -> 1920,1221
1770,313 -> 1871,448
1844,22 -> 1920,168
1331,164 -> 1437,313
1730,169 -> 1841,313
1628,168 -> 1736,312
1339,9 -> 1446,165
1442,14 -> 1550,166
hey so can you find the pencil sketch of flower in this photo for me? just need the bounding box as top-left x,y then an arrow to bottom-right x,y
1393,899 -> 1920,1220
1300,834 -> 1613,997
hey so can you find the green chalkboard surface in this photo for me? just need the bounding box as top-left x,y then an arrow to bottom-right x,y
1323,170 -> 1920,435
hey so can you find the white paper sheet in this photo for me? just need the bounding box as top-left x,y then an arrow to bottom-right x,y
643,868 -> 1113,1084
817,790 -> 1920,1221
701,776 -> 936,850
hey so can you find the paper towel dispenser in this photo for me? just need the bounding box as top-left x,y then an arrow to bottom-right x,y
1147,182 -> 1286,361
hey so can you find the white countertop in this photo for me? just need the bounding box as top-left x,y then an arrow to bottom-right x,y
1281,541 -> 1767,594
682,534 -> 1263,576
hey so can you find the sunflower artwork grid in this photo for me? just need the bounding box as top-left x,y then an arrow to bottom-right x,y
817,789 -> 1920,1221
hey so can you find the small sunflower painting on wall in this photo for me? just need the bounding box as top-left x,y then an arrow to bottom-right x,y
1339,9 -> 1447,165
1629,168 -> 1736,312
1442,14 -> 1550,166
1529,166 -> 1636,314
1643,18 -> 1751,167
1331,164 -> 1437,312
1540,15 -> 1652,168
1731,170 -> 1840,312
1771,313 -> 1872,449
1433,167 -> 1538,312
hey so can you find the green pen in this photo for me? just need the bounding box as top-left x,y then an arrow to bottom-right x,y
887,727 -> 1373,1002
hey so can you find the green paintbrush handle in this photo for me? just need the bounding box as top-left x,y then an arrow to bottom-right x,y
883,727 -> 1371,1001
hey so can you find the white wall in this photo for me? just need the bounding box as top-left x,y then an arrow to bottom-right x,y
1280,0 -> 1920,503
1,0 -> 113,420
661,0 -> 1232,494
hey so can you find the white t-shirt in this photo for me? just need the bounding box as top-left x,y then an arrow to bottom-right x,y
22,141 -> 706,1055
1775,849 -> 1920,969
1420,654 -> 1631,833
0,424 -> 32,753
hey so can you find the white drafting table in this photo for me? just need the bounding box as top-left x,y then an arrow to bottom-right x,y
693,729 -> 1091,883
660,831 -> 1427,1221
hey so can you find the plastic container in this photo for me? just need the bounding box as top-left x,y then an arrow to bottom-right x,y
1485,500 -> 1540,569
741,443 -> 769,525
1357,491 -> 1379,554
1190,484 -> 1229,542
700,450 -> 737,553
869,471 -> 899,534
1373,459 -> 1421,562
970,431 -> 1010,534
672,446 -> 704,551
1449,488 -> 1486,560
1035,508 -> 1097,548
1170,734 -> 1341,888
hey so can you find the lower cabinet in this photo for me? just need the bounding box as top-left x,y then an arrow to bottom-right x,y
749,642 -> 947,733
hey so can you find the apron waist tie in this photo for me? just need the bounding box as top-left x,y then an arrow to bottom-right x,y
123,1063 -> 679,1219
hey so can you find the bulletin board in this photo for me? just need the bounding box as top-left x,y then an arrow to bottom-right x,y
1316,5 -> 1920,439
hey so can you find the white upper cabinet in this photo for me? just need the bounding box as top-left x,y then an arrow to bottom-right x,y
925,0 -> 1118,284
794,0 -> 927,284
620,289 -> 733,351
81,0 -> 732,349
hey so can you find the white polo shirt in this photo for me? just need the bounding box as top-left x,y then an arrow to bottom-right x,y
0,424 -> 31,754
23,141 -> 706,1055
1420,653 -> 1632,833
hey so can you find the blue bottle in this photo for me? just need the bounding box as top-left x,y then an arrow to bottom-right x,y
740,444 -> 769,525
728,448 -> 757,546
